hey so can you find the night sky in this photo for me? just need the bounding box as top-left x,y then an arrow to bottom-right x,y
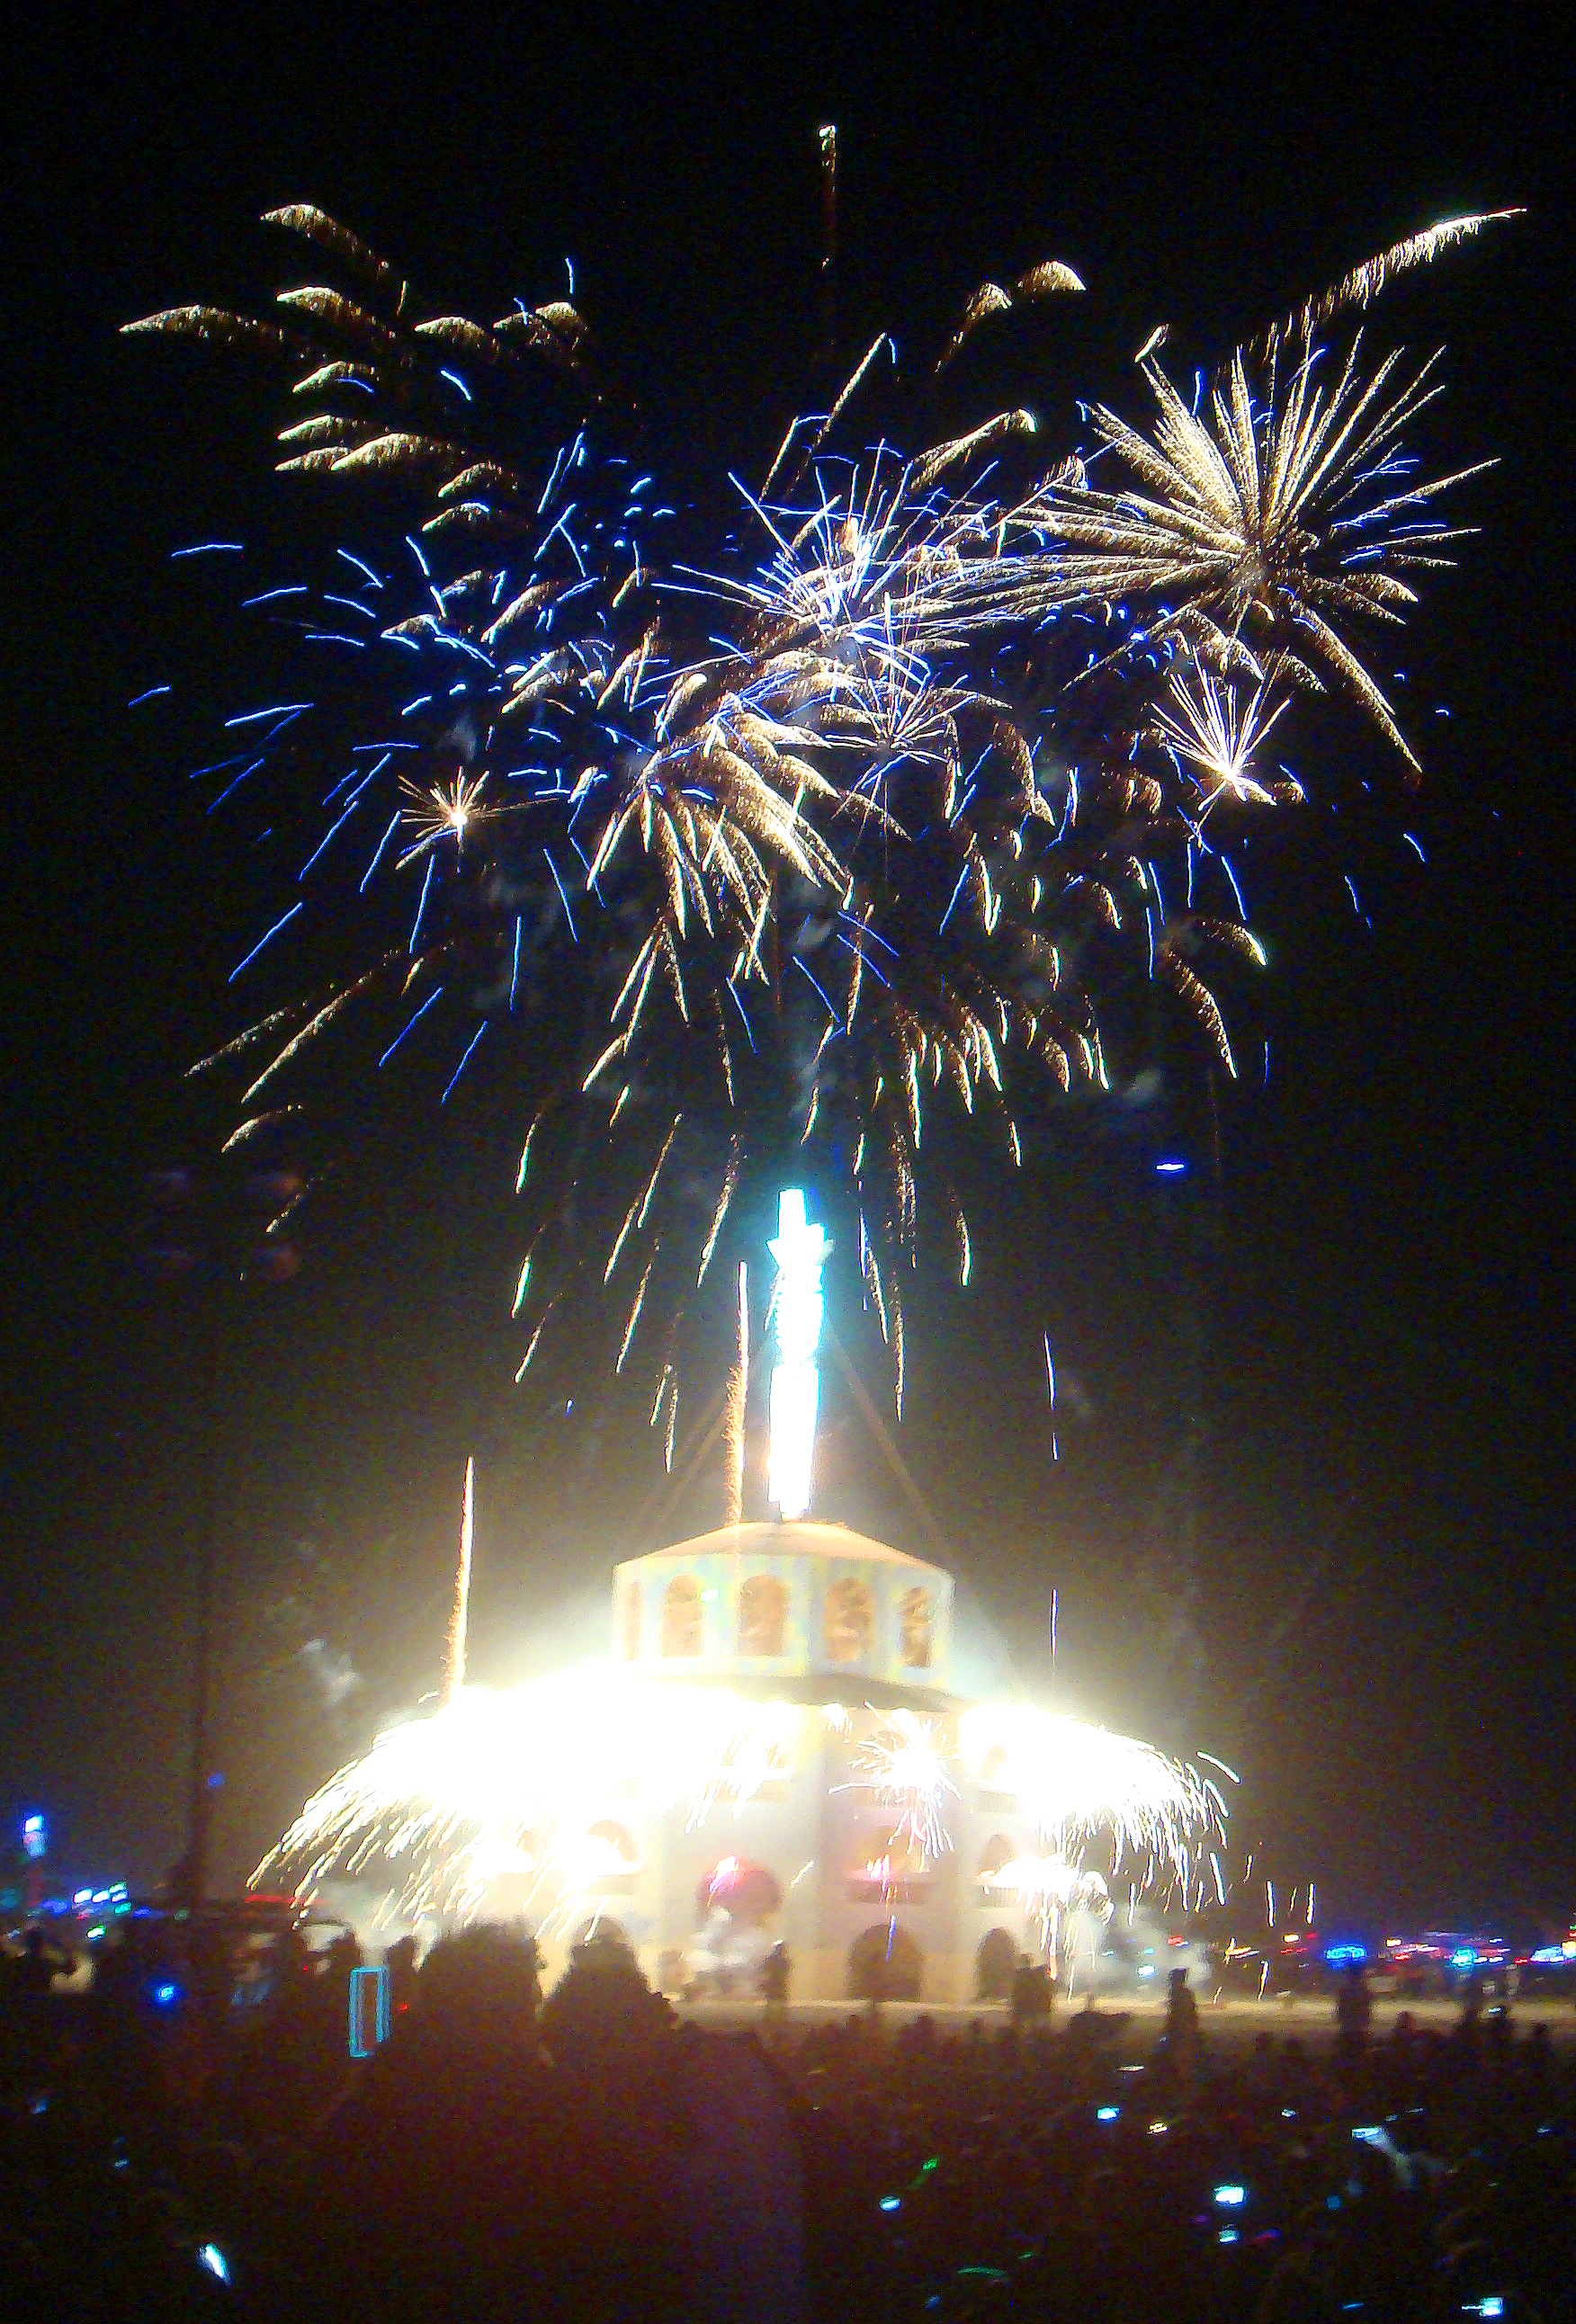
4,8 -> 1570,1934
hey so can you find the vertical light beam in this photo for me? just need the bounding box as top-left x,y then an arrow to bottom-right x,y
767,1190 -> 829,1520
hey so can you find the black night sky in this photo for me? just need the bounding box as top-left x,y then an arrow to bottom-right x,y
4,7 -> 1570,1935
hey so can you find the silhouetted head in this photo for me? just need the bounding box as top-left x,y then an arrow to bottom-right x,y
413,1922 -> 542,2053
540,1931 -> 672,2073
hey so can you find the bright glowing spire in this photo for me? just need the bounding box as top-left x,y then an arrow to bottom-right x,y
766,1189 -> 828,1519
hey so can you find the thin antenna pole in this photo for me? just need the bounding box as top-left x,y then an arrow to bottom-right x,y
818,122 -> 839,362
725,1261 -> 748,1527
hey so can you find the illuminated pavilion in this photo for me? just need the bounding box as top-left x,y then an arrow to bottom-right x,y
277,1191 -> 1218,2003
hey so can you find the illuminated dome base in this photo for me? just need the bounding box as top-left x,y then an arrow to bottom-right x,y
264,1521 -> 1227,2005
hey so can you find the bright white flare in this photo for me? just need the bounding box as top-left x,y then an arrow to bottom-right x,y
766,1189 -> 828,1518
255,1667 -> 1230,1935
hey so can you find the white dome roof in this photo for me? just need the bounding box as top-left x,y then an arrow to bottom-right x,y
635,1518 -> 942,1572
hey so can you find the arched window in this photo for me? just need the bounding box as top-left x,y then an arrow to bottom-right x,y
900,1586 -> 933,1668
978,1741 -> 1016,1807
823,1576 -> 873,1665
660,1575 -> 703,1658
620,1580 -> 642,1661
738,1573 -> 788,1658
978,1834 -> 1016,1892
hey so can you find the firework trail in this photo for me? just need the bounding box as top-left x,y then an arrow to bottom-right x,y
129,202 -> 1504,1419
443,1455 -> 475,1704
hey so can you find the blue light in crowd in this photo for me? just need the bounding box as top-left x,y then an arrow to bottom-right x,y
1214,2184 -> 1246,2208
1097,2105 -> 1120,2122
1155,1158 -> 1187,1175
197,2244 -> 231,2284
1325,1943 -> 1367,1965
153,1980 -> 180,2007
879,2196 -> 902,2213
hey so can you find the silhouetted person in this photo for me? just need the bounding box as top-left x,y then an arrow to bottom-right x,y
1161,1964 -> 1199,2086
760,1939 -> 791,2016
16,1927 -> 58,2001
1336,1959 -> 1372,2058
266,1920 -> 310,2002
384,1933 -> 418,2022
1010,1953 -> 1052,2026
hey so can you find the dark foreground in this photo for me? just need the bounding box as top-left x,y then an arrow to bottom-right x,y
4,1928 -> 1572,2321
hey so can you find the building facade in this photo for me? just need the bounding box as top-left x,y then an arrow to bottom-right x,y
541,1519 -> 1054,2003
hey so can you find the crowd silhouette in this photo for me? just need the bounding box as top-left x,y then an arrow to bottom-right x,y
3,1919 -> 1572,2320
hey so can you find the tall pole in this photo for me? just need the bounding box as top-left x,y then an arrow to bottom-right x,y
186,1260 -> 227,1911
818,123 -> 839,364
724,1264 -> 748,1528
148,1151 -> 302,1912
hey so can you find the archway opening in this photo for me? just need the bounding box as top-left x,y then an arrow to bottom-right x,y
847,1919 -> 923,2002
975,1926 -> 1017,2003
977,1833 -> 1016,1892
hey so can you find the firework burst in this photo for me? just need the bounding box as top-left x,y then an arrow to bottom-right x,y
129,201 -> 1503,1424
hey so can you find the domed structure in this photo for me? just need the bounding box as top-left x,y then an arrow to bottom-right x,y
267,1511 -> 1226,2006
261,1193 -> 1229,2004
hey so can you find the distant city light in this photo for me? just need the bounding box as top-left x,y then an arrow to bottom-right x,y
197,2244 -> 231,2284
1154,1159 -> 1187,1175
22,1814 -> 47,1859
